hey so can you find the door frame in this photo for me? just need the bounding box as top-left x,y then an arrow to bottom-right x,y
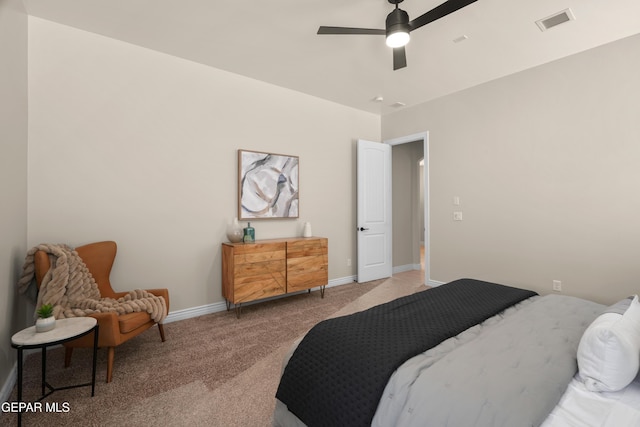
385,132 -> 430,286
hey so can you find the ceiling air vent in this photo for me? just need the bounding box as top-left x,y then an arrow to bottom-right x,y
536,9 -> 575,32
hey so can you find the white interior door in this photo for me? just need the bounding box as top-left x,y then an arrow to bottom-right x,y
357,139 -> 392,282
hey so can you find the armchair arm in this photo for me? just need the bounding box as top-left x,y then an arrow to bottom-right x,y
145,288 -> 170,313
66,312 -> 121,348
91,312 -> 121,346
111,288 -> 170,315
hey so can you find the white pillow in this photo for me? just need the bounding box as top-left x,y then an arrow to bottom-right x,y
577,295 -> 640,392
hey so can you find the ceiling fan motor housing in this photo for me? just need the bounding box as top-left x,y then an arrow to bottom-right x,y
386,8 -> 410,37
318,0 -> 478,70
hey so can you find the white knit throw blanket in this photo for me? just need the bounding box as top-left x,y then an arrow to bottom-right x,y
17,243 -> 167,323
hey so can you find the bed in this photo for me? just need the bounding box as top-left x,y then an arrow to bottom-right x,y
272,278 -> 640,427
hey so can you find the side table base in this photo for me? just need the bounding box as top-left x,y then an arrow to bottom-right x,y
12,322 -> 99,427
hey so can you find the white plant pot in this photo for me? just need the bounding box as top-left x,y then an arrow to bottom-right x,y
35,316 -> 56,333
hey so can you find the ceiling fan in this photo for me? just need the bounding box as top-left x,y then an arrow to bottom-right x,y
318,0 -> 478,70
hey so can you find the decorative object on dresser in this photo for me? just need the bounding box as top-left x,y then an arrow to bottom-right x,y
238,149 -> 299,220
222,237 -> 328,318
243,222 -> 256,243
226,217 -> 244,243
302,222 -> 312,238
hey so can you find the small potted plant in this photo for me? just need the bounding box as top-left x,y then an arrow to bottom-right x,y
35,303 -> 56,333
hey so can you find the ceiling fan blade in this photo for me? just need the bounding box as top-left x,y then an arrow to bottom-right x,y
393,46 -> 407,70
318,26 -> 385,35
409,0 -> 478,31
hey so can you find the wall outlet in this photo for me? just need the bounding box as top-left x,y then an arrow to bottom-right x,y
552,280 -> 562,292
453,211 -> 463,221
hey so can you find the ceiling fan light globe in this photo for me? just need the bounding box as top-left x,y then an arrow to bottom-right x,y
385,8 -> 411,48
386,31 -> 410,48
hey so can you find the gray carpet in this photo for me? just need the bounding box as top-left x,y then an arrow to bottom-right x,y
2,271 -> 426,427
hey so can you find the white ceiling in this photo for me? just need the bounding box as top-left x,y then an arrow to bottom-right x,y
23,0 -> 640,115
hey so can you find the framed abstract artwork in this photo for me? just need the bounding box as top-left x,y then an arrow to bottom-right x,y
238,149 -> 299,219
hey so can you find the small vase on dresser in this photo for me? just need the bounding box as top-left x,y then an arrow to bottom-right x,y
226,218 -> 244,243
302,222 -> 312,237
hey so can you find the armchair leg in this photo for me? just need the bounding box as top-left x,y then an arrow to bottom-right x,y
64,347 -> 74,368
158,323 -> 166,342
106,347 -> 115,383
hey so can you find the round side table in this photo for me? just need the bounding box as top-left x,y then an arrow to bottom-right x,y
11,317 -> 99,427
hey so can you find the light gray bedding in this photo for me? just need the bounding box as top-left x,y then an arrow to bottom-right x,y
273,294 -> 603,427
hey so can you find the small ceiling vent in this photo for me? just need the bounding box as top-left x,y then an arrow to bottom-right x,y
536,9 -> 575,32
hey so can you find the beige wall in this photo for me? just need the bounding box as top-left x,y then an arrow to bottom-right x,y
0,0 -> 29,397
27,17 -> 381,313
383,33 -> 640,305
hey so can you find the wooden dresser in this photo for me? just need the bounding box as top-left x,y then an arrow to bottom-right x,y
222,237 -> 328,317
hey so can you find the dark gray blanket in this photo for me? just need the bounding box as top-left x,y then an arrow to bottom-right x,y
275,278 -> 538,427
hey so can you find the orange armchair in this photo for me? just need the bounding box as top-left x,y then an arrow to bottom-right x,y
34,241 -> 169,383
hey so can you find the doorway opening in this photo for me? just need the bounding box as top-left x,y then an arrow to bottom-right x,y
385,132 -> 429,285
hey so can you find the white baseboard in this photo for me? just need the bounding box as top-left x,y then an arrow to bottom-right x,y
427,279 -> 445,287
163,275 -> 358,324
163,272 -> 444,323
392,264 -> 422,274
391,265 -> 444,288
1,361 -> 16,404
163,301 -> 228,324
327,275 -> 357,287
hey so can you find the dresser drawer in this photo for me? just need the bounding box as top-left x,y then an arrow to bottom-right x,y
287,238 -> 328,293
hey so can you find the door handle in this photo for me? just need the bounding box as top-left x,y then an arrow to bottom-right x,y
358,227 -> 369,231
